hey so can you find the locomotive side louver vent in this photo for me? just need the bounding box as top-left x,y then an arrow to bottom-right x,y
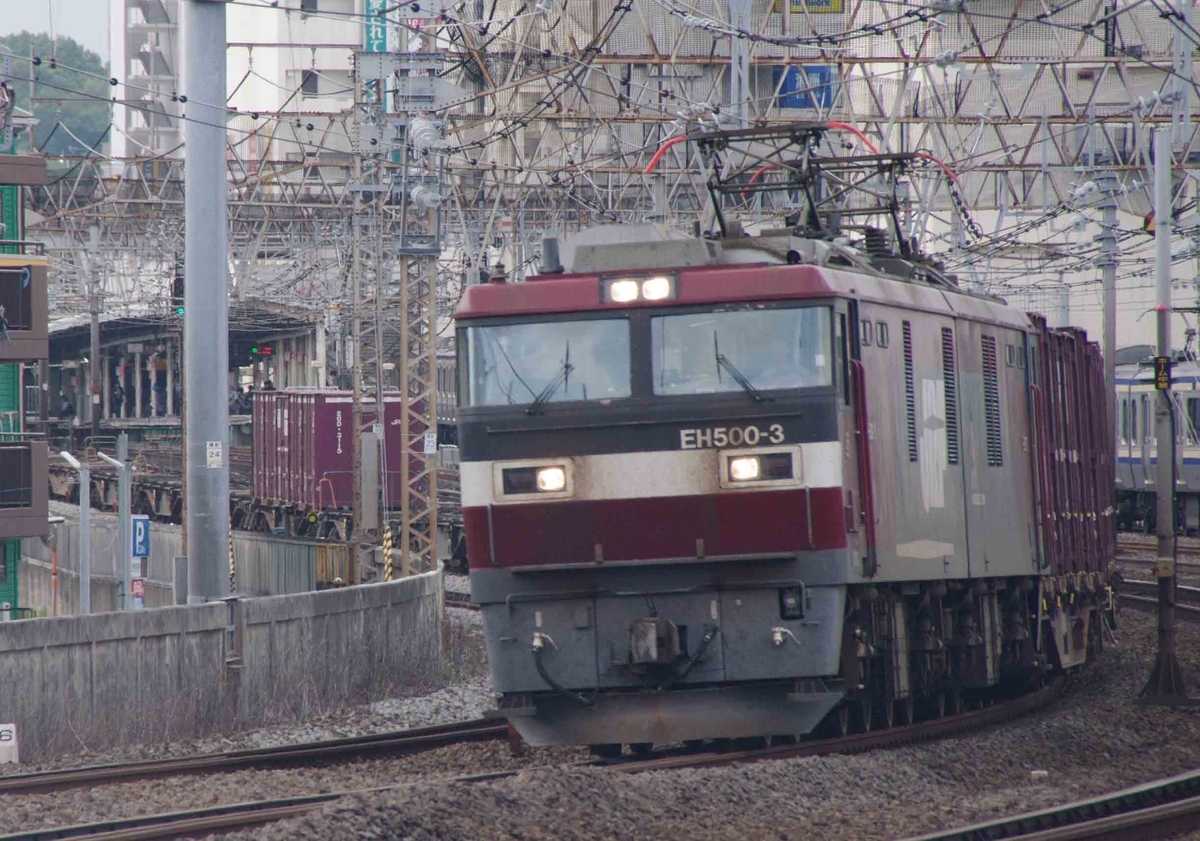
982,335 -> 1003,466
904,321 -> 917,462
942,327 -> 959,465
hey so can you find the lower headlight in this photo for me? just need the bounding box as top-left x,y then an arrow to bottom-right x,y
728,456 -> 761,482
536,466 -> 567,492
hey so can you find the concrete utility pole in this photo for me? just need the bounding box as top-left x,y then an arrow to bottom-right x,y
59,452 -> 89,615
1140,128 -> 1189,704
182,0 -> 230,603
97,433 -> 131,610
1094,173 -> 1119,479
84,226 -> 101,438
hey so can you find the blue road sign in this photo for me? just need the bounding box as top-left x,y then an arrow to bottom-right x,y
131,515 -> 150,558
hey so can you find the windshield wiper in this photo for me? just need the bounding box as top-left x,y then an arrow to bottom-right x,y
714,332 -> 766,403
527,343 -> 573,415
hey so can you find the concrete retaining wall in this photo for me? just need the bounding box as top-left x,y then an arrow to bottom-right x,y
0,568 -> 442,760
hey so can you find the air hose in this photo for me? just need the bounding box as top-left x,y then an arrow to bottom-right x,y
658,624 -> 720,691
532,633 -> 593,707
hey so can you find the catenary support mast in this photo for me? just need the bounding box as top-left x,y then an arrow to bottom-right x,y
182,0 -> 230,603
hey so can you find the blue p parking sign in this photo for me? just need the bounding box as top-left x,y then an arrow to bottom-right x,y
131,515 -> 150,558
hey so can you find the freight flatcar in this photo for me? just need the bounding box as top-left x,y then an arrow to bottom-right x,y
455,127 -> 1113,752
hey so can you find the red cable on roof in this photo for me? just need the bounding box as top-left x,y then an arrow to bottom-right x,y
643,135 -> 688,174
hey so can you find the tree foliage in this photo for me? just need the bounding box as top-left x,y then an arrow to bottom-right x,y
0,32 -> 111,157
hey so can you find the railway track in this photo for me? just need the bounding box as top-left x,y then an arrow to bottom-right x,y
0,717 -> 507,796
443,589 -> 479,610
1119,578 -> 1200,623
1117,532 -> 1200,558
901,766 -> 1200,840
0,677 -> 1067,839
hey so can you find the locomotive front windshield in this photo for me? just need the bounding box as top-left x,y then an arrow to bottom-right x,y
652,306 -> 832,396
465,318 -> 631,407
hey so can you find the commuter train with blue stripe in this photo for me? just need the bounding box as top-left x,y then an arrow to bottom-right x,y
1115,353 -> 1200,532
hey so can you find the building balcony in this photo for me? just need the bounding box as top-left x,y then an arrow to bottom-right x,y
0,256 -> 48,363
0,438 -> 48,541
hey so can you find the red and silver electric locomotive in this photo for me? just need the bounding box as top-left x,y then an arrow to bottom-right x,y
455,127 -> 1112,752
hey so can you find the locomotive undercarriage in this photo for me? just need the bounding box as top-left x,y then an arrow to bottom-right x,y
837,574 -> 1106,733
482,567 -> 1108,750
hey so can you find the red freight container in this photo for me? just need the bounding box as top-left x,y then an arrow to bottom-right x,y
1029,314 -> 1114,578
252,389 -> 427,512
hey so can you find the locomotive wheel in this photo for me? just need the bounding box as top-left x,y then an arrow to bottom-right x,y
947,690 -> 963,716
589,743 -> 622,759
631,742 -> 653,756
900,697 -> 915,725
934,693 -> 946,718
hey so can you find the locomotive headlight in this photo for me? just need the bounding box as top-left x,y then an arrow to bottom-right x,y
536,466 -> 567,492
728,456 -> 761,482
641,276 -> 673,300
608,279 -> 640,303
602,274 -> 677,303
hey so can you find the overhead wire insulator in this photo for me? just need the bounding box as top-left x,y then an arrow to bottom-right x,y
409,116 -> 448,152
410,184 -> 442,209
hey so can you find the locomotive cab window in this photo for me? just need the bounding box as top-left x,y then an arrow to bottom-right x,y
860,319 -> 873,347
877,322 -> 889,348
651,305 -> 832,396
1188,396 -> 1200,445
464,318 -> 632,407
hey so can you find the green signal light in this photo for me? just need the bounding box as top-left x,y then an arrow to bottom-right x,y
175,306 -> 185,315
251,346 -> 258,354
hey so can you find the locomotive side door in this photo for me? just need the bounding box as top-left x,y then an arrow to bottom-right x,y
858,305 -> 969,582
956,321 -> 1038,578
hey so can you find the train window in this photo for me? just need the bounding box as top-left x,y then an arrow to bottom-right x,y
465,318 -> 631,407
1121,399 -> 1128,441
0,543 -> 7,583
1189,397 -> 1200,445
982,336 -> 1003,466
904,321 -> 917,462
860,320 -> 873,347
1005,344 -> 1016,367
877,322 -> 889,348
1016,347 -> 1025,369
942,328 -> 959,464
1028,345 -> 1038,385
652,306 -> 833,396
1131,398 -> 1138,441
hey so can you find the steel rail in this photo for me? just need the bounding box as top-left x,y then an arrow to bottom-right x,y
1120,578 -> 1200,605
1120,593 -> 1200,623
898,766 -> 1200,841
443,589 -> 480,610
0,794 -> 340,841
0,717 -> 507,796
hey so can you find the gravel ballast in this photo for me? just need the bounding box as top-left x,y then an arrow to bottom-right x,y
226,606 -> 1200,841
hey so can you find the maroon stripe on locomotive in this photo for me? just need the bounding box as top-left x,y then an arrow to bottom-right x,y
464,487 -> 847,570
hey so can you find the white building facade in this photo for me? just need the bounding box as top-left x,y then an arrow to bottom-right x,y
108,0 -> 363,160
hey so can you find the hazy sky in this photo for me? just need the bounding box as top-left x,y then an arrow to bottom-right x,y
1,0 -> 109,64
